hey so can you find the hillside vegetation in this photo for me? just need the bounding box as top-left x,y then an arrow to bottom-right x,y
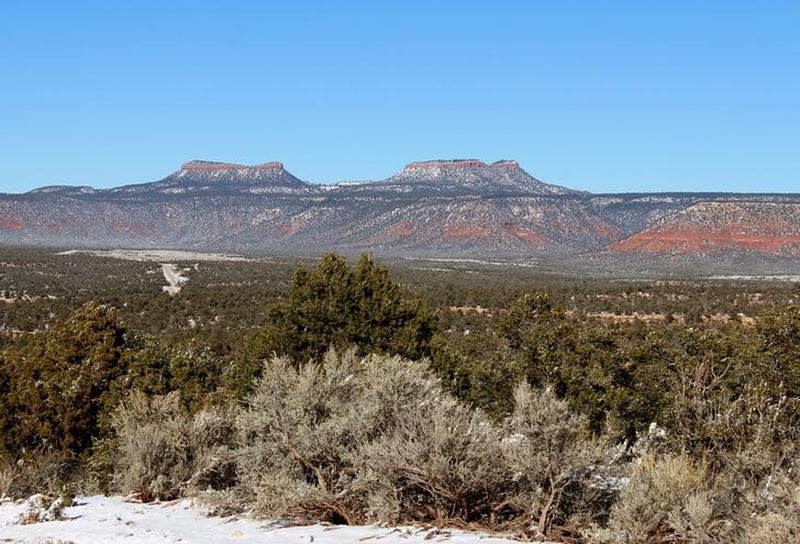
1,248 -> 800,542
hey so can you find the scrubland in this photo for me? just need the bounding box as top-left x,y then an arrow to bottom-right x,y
2,248 -> 800,543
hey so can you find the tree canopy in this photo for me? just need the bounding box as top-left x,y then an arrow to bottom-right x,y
244,253 -> 437,368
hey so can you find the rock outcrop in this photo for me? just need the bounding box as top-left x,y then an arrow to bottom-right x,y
2,160 -> 800,266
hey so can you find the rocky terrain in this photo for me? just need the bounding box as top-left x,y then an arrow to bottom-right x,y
610,201 -> 800,256
1,159 -> 799,271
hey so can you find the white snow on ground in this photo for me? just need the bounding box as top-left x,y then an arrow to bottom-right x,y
161,264 -> 188,295
58,250 -> 252,262
0,495 -> 529,544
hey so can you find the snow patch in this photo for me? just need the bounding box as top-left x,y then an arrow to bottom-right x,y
58,249 -> 252,262
0,495 -> 525,544
161,263 -> 188,295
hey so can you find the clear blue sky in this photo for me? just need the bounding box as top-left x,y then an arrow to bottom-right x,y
2,1 -> 798,194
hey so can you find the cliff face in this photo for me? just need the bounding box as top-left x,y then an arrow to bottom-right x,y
109,160 -> 311,195
375,159 -> 578,196
610,201 -> 800,256
2,160 -> 800,265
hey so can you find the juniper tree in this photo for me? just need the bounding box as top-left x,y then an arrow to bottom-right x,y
2,301 -> 126,458
237,253 -> 436,389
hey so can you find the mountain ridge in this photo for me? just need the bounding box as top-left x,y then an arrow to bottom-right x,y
16,159 -> 575,197
2,159 -> 800,270
379,159 -> 577,196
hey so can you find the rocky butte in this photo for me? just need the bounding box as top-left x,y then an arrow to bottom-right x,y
380,159 -> 577,195
1,159 -> 799,273
109,160 -> 310,195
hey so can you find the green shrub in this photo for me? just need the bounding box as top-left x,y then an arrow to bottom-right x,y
237,253 -> 437,392
1,301 -> 126,458
115,337 -> 228,413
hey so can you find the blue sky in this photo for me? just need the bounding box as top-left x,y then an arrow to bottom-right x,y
2,1 -> 798,193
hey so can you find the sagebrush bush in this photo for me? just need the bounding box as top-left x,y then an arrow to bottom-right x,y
0,463 -> 13,499
738,468 -> 800,544
1,450 -> 78,500
504,383 -> 613,537
17,492 -> 74,524
664,354 -> 793,472
743,512 -> 800,544
236,349 -> 364,522
355,396 -> 508,524
236,349 -> 439,524
602,453 -> 735,544
111,390 -> 236,501
234,348 -> 610,535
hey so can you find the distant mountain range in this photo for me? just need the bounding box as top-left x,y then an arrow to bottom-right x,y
2,159 -> 800,271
